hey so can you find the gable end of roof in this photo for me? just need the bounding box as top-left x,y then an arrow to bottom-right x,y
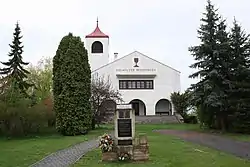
91,51 -> 181,74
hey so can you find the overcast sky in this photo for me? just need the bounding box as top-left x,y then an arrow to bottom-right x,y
0,0 -> 249,91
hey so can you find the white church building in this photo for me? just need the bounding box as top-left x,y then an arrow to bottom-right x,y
85,21 -> 181,116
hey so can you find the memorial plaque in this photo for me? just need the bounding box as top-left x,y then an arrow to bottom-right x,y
118,139 -> 132,145
118,119 -> 132,137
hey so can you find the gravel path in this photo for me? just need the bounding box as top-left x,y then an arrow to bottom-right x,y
29,139 -> 99,167
154,129 -> 250,160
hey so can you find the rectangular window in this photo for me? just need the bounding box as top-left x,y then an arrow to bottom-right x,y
146,81 -> 150,89
119,81 -> 123,89
122,81 -> 126,88
136,81 -> 140,88
128,81 -> 132,89
141,81 -> 145,88
132,81 -> 136,88
119,80 -> 154,89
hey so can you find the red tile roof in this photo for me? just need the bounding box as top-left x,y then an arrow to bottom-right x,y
85,20 -> 109,38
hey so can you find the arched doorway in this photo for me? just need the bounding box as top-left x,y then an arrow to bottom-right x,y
155,99 -> 172,115
129,99 -> 146,116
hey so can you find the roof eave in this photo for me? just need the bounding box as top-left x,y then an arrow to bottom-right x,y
85,35 -> 109,38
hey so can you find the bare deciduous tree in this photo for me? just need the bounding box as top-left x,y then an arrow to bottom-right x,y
90,73 -> 122,129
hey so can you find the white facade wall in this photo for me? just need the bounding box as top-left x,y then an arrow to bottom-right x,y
85,37 -> 109,71
91,51 -> 181,115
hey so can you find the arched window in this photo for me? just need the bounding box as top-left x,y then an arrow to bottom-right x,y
91,41 -> 103,53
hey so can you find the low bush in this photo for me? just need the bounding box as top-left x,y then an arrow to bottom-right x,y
184,115 -> 198,124
0,96 -> 55,137
228,112 -> 250,134
42,96 -> 55,127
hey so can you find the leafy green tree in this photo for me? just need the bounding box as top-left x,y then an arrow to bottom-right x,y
0,22 -> 31,94
27,57 -> 53,102
53,33 -> 92,136
170,91 -> 190,119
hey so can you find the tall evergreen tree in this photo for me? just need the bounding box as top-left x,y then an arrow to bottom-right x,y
189,0 -> 235,130
228,19 -> 250,133
189,0 -> 221,128
0,22 -> 31,93
53,33 -> 92,136
214,18 -> 232,130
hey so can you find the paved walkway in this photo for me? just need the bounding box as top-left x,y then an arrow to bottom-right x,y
154,129 -> 250,160
30,139 -> 99,167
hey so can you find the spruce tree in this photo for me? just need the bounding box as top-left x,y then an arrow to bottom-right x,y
228,19 -> 250,133
0,22 -> 31,93
214,18 -> 232,130
189,0 -> 221,128
53,33 -> 92,136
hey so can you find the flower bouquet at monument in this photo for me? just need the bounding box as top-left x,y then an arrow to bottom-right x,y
99,133 -> 114,152
118,152 -> 131,161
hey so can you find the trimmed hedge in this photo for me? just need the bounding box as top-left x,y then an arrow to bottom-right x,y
53,33 -> 92,136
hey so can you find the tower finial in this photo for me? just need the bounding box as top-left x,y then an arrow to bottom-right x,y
97,17 -> 99,26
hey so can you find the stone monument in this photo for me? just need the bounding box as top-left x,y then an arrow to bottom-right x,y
115,104 -> 135,145
101,103 -> 149,162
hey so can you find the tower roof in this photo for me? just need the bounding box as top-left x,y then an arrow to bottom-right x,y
85,19 -> 109,38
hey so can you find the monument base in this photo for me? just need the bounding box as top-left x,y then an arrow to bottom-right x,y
102,151 -> 117,161
101,134 -> 149,162
133,144 -> 149,161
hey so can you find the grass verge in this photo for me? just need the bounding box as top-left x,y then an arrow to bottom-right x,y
74,124 -> 250,167
0,126 -> 112,167
144,123 -> 250,142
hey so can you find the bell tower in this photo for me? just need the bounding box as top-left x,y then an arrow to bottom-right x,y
85,19 -> 109,71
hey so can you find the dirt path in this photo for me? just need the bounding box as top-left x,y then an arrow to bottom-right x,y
154,129 -> 250,160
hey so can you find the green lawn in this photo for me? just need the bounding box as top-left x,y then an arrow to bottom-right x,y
73,124 -> 250,167
1,124 -> 249,167
144,123 -> 250,142
0,126 -> 112,167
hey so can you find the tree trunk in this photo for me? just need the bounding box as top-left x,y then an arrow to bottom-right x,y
91,118 -> 96,130
220,113 -> 227,132
214,114 -> 220,130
